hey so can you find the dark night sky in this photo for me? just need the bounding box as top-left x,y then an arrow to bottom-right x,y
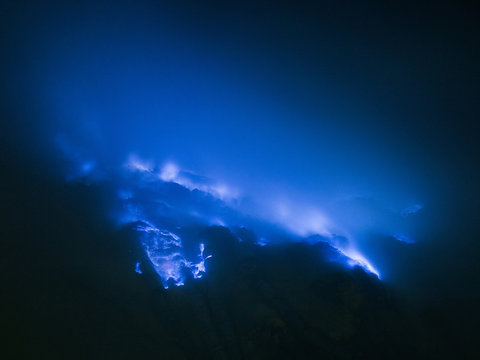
1,0 -> 480,358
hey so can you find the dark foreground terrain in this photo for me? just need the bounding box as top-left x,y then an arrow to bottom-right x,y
1,152 -> 478,359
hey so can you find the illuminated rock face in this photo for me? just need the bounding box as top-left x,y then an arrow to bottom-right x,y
58,150 -> 383,287
134,221 -> 211,288
109,157 -> 382,286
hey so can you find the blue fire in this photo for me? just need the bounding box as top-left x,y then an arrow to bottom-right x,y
134,220 -> 212,288
58,148 -> 389,286
134,262 -> 142,274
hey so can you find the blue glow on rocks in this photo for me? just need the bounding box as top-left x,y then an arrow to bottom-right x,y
134,221 -> 211,288
56,150 -> 394,285
135,262 -> 142,274
340,248 -> 380,278
117,157 -> 382,281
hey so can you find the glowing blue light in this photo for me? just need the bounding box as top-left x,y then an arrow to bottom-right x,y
159,162 -> 180,182
308,235 -> 381,278
158,162 -> 238,201
270,201 -> 331,238
124,159 -> 380,281
339,248 -> 380,278
134,220 -> 212,288
58,150 -> 386,287
125,155 -> 154,173
191,243 -> 213,279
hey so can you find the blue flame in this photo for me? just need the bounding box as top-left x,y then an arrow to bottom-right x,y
134,221 -> 212,288
135,262 -> 142,274
339,248 -> 380,278
53,142 -> 388,284
119,156 -> 384,281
